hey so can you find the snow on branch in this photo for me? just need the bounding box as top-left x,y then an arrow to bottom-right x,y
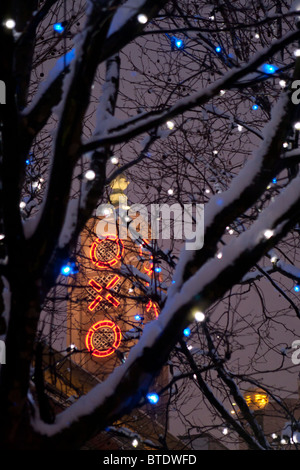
82,27 -> 300,152
31,160 -> 300,438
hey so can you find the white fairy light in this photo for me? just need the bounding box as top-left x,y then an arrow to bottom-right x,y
264,229 -> 274,239
110,156 -> 119,164
283,142 -> 289,148
213,150 -> 218,155
19,201 -> 26,209
222,428 -> 229,435
294,49 -> 300,57
279,79 -> 286,88
137,13 -> 148,24
205,188 -> 210,194
0,234 -> 5,241
271,433 -> 278,440
132,438 -> 139,447
294,121 -> 300,130
5,19 -> 16,29
194,311 -> 205,322
229,229 -> 234,235
237,125 -> 243,132
84,170 -> 96,181
220,89 -> 226,95
166,120 -> 175,130
270,255 -> 278,263
254,33 -> 260,39
167,188 -> 174,195
216,252 -> 223,259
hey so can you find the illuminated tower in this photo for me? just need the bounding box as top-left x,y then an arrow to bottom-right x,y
67,174 -> 163,386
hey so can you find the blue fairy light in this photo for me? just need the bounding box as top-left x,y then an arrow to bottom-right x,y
61,261 -> 77,276
272,178 -> 277,184
175,38 -> 184,49
171,36 -> 184,50
261,63 -> 278,75
61,265 -> 72,275
146,393 -> 159,404
154,267 -> 162,273
183,327 -> 191,337
135,314 -> 142,321
252,104 -> 259,110
215,46 -> 222,53
294,284 -> 300,293
53,22 -> 65,33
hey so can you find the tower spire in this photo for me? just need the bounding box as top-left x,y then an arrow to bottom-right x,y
109,172 -> 130,207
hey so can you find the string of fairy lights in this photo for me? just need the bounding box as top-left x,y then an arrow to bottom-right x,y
3,6 -> 300,440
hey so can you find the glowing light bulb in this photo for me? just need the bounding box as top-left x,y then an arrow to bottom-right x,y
270,256 -> 277,264
183,327 -> 191,337
220,89 -> 226,95
135,314 -> 141,321
264,229 -> 274,239
19,201 -> 26,209
146,393 -> 159,404
137,14 -> 148,24
237,125 -> 243,132
216,252 -> 223,259
294,122 -> 300,130
279,79 -> 286,88
222,428 -> 229,435
0,234 -> 5,241
5,19 -> 16,29
84,170 -> 96,180
254,33 -> 260,39
174,38 -> 184,49
132,439 -> 139,447
261,64 -> 278,74
294,49 -> 300,57
294,284 -> 300,292
110,156 -> 119,164
61,265 -> 72,276
166,120 -> 175,130
167,188 -> 174,195
215,46 -> 222,53
283,142 -> 289,148
195,311 -> 205,322
53,22 -> 65,33
252,104 -> 259,110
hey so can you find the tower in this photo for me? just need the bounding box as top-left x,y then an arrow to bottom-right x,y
67,173 -> 167,424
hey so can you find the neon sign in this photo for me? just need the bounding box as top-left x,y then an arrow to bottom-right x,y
85,320 -> 122,358
90,236 -> 124,269
84,235 -> 160,360
87,275 -> 121,311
